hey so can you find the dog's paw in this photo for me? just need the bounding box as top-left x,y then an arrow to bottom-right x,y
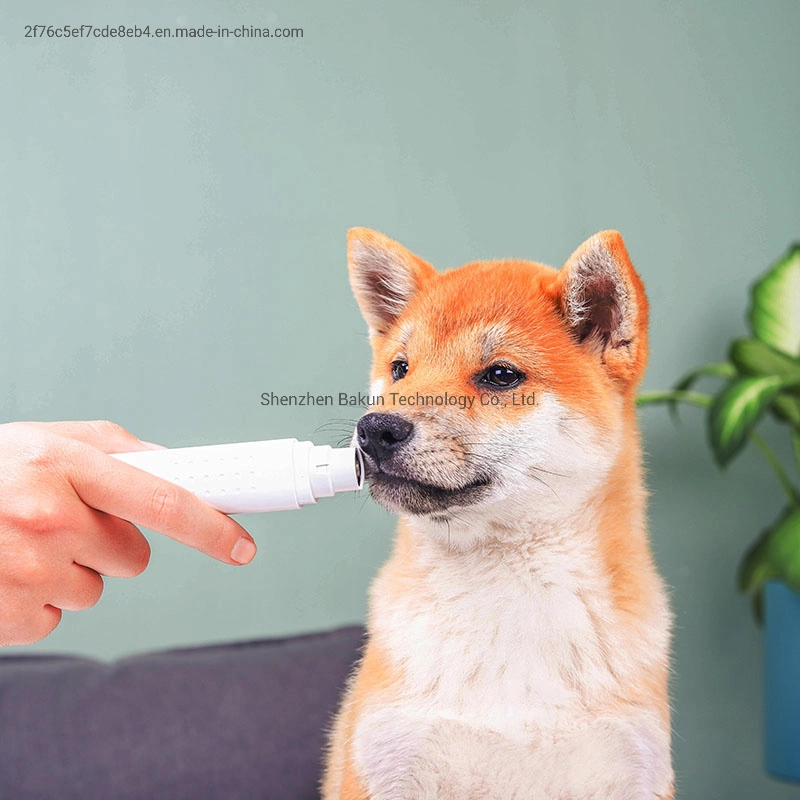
352,709 -> 500,800
624,723 -> 673,799
596,719 -> 673,800
353,707 -> 439,800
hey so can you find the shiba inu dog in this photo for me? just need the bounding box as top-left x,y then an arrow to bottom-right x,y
323,229 -> 673,799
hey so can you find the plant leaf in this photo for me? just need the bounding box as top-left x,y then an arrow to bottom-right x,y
708,375 -> 788,466
794,429 -> 800,473
765,506 -> 800,592
748,244 -> 800,358
773,394 -> 800,426
739,506 -> 800,624
669,363 -> 736,421
674,362 -> 738,390
739,526 -> 777,594
752,589 -> 765,625
729,338 -> 800,382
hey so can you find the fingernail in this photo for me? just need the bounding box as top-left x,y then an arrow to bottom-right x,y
139,440 -> 167,450
231,536 -> 257,565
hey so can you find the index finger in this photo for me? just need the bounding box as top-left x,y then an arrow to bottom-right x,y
41,420 -> 163,455
64,440 -> 257,566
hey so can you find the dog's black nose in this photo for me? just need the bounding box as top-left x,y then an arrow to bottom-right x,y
357,413 -> 414,465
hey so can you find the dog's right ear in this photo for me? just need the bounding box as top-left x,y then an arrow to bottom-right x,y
348,228 -> 436,336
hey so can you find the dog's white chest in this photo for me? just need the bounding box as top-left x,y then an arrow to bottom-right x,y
369,540 -> 618,731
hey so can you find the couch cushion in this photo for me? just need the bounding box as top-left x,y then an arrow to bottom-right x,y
0,626 -> 364,800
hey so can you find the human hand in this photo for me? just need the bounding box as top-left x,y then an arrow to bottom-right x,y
0,420 -> 257,646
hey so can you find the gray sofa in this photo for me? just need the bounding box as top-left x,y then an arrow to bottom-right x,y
0,626 -> 364,799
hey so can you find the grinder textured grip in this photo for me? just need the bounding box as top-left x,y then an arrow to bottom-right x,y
112,439 -> 363,514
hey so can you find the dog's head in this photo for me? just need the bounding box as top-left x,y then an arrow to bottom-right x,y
348,228 -> 648,530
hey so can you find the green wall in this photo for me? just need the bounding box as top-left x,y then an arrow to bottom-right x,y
2,1 -> 799,796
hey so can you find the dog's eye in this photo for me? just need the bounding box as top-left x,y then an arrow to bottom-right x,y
479,364 -> 523,388
391,360 -> 409,381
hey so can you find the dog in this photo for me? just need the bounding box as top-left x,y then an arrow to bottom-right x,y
323,229 -> 673,799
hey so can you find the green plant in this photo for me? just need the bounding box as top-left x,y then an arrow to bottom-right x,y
638,243 -> 800,621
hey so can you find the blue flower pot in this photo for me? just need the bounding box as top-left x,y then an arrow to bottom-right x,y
765,580 -> 800,782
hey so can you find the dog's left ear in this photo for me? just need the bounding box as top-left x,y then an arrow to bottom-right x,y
555,231 -> 649,385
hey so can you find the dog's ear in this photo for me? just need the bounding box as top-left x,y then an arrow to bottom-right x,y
348,228 -> 437,336
555,231 -> 649,385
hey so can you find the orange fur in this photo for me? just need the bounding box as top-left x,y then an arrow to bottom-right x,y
323,625 -> 403,799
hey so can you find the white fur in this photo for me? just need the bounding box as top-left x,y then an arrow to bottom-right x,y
370,378 -> 385,400
355,708 -> 671,799
564,235 -> 636,348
